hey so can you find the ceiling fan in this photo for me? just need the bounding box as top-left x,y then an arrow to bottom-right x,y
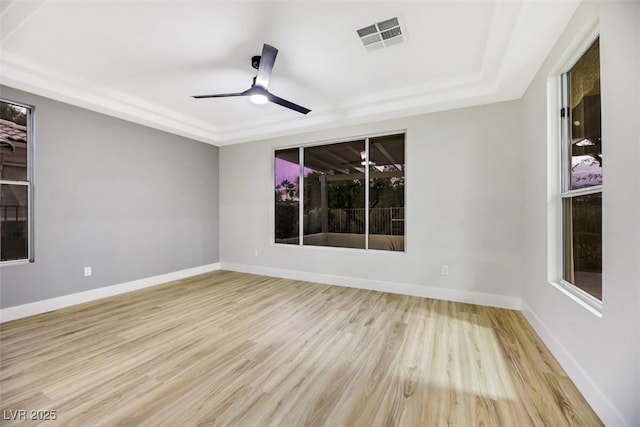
193,44 -> 311,115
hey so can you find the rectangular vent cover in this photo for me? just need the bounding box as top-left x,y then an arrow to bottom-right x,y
357,17 -> 403,52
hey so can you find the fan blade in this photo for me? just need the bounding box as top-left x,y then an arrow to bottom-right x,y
255,44 -> 278,89
192,92 -> 247,99
268,93 -> 311,114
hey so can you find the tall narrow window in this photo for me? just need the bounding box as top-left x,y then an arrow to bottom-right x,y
274,133 -> 405,251
274,148 -> 300,245
0,99 -> 33,263
560,37 -> 602,301
368,134 -> 405,251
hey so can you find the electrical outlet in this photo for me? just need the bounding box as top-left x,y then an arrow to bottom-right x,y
84,266 -> 92,277
441,265 -> 449,276
253,249 -> 259,257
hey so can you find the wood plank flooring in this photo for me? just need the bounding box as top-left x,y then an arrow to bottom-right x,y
0,270 -> 602,426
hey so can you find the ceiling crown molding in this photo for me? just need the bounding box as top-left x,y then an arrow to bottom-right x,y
0,52 -> 222,144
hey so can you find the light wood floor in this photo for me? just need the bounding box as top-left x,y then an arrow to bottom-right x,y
0,270 -> 602,426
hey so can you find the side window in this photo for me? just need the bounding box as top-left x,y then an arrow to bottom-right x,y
1,99 -> 33,263
560,37 -> 602,302
274,148 -> 300,245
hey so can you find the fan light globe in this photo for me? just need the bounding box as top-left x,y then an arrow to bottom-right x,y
250,94 -> 268,105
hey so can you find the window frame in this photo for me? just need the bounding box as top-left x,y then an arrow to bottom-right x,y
0,98 -> 35,265
555,32 -> 603,313
274,130 -> 406,252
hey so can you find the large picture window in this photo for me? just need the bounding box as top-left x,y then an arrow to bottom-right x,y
1,99 -> 33,263
560,37 -> 602,302
275,133 -> 405,251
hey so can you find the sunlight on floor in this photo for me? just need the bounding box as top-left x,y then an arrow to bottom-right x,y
428,318 -> 517,401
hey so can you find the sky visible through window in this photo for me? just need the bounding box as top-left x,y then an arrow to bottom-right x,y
275,157 -> 298,186
275,157 -> 314,186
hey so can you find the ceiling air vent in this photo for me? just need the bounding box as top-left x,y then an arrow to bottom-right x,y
357,17 -> 404,52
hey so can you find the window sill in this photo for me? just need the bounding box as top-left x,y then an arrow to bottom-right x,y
0,259 -> 31,267
549,280 -> 603,318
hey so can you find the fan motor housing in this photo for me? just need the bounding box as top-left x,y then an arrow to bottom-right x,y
251,55 -> 261,70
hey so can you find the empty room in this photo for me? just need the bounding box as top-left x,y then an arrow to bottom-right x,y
0,0 -> 638,425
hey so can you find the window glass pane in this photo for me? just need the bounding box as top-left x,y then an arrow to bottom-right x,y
368,134 -> 405,251
562,193 -> 602,300
1,184 -> 29,261
275,148 -> 300,244
569,39 -> 601,190
304,140 -> 366,249
0,101 -> 28,181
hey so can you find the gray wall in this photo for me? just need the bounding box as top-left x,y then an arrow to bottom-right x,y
220,100 -> 523,302
0,86 -> 220,308
520,2 -> 639,425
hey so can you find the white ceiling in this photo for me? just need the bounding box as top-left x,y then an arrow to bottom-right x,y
0,0 -> 580,146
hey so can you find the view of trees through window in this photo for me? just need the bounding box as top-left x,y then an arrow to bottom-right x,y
1,99 -> 31,262
275,133 -> 405,251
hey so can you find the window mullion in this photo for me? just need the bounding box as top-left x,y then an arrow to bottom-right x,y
299,146 -> 304,246
0,180 -> 29,186
364,138 -> 370,250
561,185 -> 603,198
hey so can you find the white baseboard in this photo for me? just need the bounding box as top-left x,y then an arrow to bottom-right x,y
1,261 -> 518,322
521,303 -> 630,427
220,262 -> 522,310
0,263 -> 221,323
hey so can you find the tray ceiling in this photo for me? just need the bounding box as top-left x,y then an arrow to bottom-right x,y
0,0 -> 581,146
